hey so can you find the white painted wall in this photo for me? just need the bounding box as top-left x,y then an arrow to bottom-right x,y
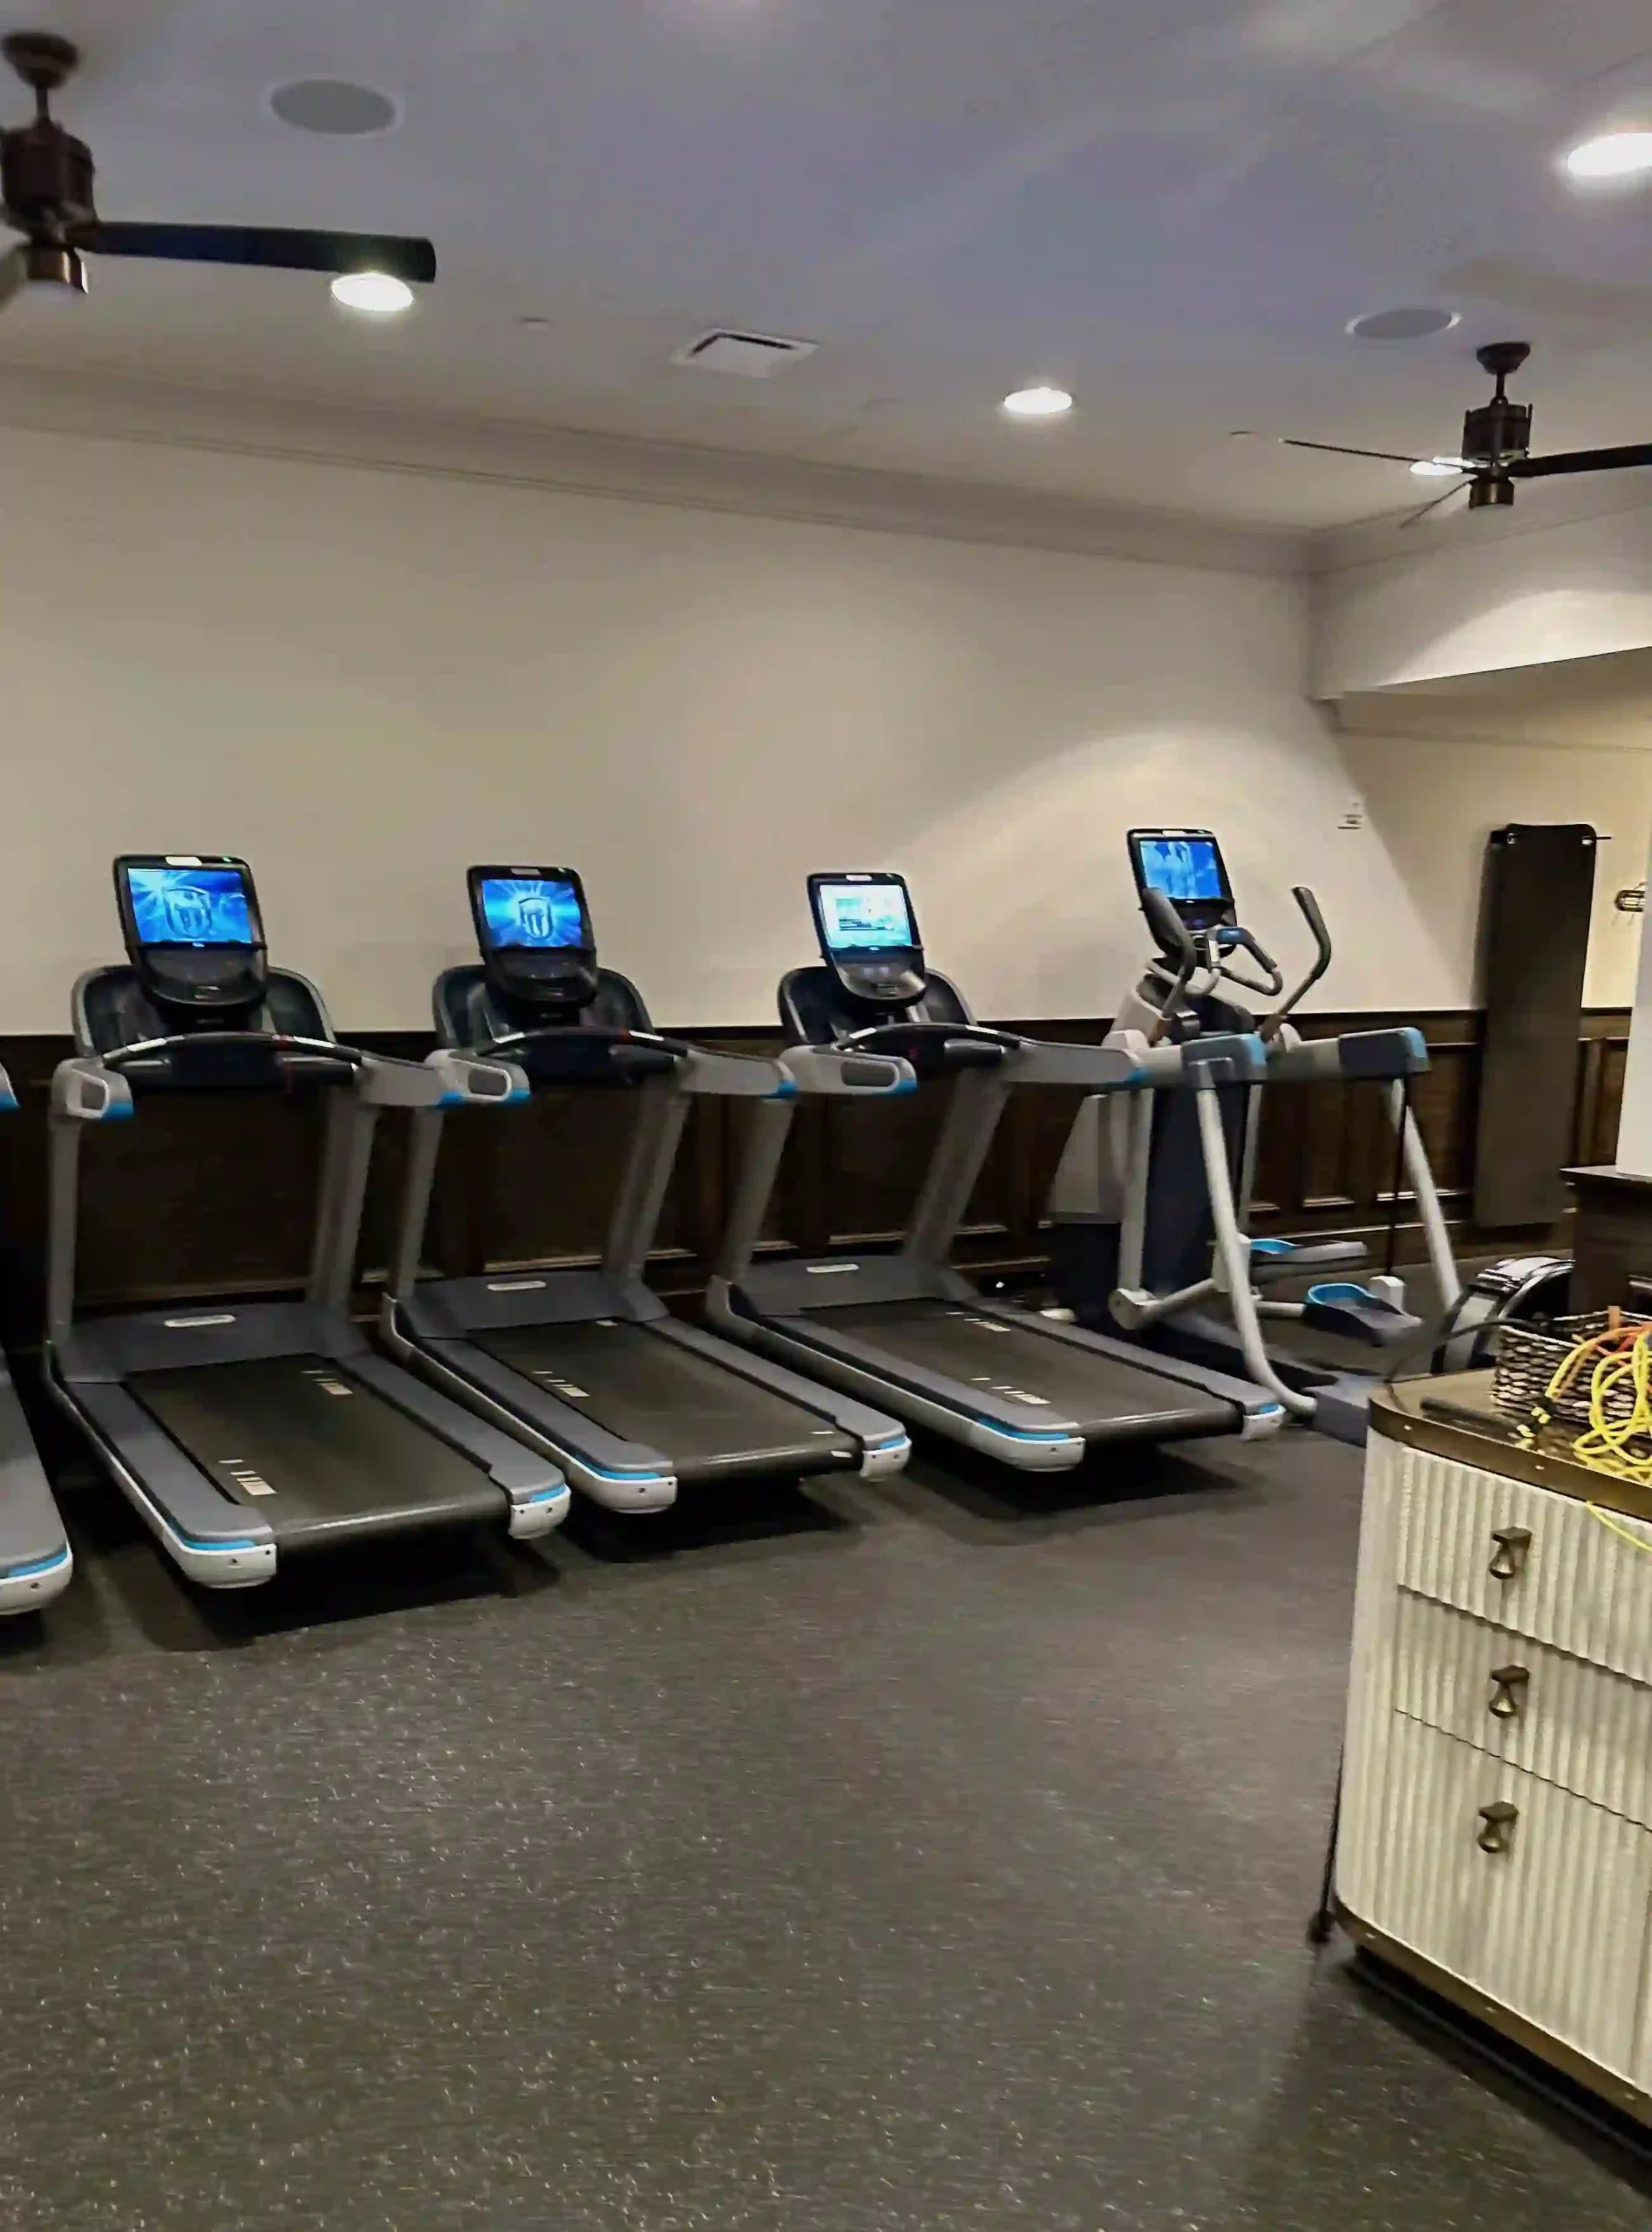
1315,484 -> 1652,699
0,418 -> 1446,1031
1336,732 -> 1649,1009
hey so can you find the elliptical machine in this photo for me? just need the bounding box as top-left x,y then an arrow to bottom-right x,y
1048,829 -> 1463,1445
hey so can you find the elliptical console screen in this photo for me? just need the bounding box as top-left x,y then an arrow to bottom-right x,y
1128,827 -> 1234,934
477,875 -> 589,951
124,862 -> 256,947
813,877 -> 916,954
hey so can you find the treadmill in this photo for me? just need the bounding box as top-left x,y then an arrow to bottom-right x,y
381,864 -> 913,1512
45,855 -> 570,1588
0,1063 -> 74,1615
707,871 -> 1284,1470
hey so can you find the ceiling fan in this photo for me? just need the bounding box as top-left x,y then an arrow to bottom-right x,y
0,29 -> 434,311
1241,341 -> 1652,525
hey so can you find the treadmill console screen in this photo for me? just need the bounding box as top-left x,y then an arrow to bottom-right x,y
808,872 -> 926,1004
476,874 -> 589,951
814,877 -> 916,954
1127,828 -> 1235,936
124,862 -> 256,947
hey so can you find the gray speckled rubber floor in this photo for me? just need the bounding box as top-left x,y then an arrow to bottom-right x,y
3,1427 -> 1647,2231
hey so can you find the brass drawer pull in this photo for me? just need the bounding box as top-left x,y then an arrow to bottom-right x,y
1487,1665 -> 1531,1721
1488,1526 -> 1533,1582
1477,1800 -> 1519,1855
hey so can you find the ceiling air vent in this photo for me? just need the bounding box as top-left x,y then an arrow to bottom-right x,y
670,330 -> 818,379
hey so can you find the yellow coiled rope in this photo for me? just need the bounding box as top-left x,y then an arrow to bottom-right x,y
1517,1315 -> 1652,1486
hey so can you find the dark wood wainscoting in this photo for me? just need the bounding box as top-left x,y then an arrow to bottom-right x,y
0,1007 -> 1628,1351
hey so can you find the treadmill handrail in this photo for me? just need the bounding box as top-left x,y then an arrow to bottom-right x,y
476,1023 -> 689,1061
833,1020 -> 1140,1092
104,1029 -> 360,1067
468,1023 -> 793,1100
837,1021 -> 1022,1058
780,1045 -> 916,1096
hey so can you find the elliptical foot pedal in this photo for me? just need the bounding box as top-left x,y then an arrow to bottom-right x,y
1301,1281 -> 1421,1348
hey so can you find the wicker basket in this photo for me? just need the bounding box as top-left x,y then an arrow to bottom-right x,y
1492,1310 -> 1652,1435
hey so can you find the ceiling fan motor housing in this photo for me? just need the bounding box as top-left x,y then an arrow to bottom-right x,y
0,117 -> 97,235
1461,397 -> 1533,468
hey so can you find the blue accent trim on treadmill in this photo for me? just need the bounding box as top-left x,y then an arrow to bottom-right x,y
176,1531 -> 262,1553
438,1091 -> 466,1109
1251,1240 -> 1294,1257
574,1460 -> 675,1485
527,1487 -> 569,1503
1398,1026 -> 1427,1061
1256,1404 -> 1286,1418
0,1092 -> 17,1113
505,1085 -> 532,1105
1307,1282 -> 1381,1304
768,1079 -> 799,1100
4,1547 -> 71,1579
975,1418 -> 1080,1444
894,1077 -> 918,1095
101,1100 -> 134,1121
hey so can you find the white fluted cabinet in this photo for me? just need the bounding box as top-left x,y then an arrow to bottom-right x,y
1336,1378 -> 1652,2120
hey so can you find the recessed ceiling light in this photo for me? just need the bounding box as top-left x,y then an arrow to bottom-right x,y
1565,130 -> 1652,180
1410,456 -> 1466,478
520,316 -> 550,330
330,271 -> 414,316
269,78 -> 399,136
1001,385 -> 1073,419
1346,306 -> 1459,342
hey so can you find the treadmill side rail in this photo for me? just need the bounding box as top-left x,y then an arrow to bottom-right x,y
49,1370 -> 278,1585
654,1309 -> 911,1477
0,1381 -> 73,1613
340,1347 -> 570,1535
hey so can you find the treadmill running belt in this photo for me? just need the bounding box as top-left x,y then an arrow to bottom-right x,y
130,1356 -> 504,1547
817,1302 -> 1238,1441
470,1321 -> 853,1481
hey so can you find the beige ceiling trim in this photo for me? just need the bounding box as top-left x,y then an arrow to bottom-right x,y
0,363 -> 1305,579
1315,466 -> 1652,577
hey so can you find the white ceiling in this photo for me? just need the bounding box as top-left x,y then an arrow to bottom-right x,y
10,0 -> 1652,527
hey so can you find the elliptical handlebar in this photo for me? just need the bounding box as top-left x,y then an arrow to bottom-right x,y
1140,888 -> 1199,1046
1256,886 -> 1334,1042
1210,927 -> 1283,1000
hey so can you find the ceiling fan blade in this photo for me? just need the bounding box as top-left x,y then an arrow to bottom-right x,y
0,243 -> 26,314
1398,480 -> 1470,528
71,223 -> 436,283
1276,436 -> 1429,466
1508,442 -> 1652,480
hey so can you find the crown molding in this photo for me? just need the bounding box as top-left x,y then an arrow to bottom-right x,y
1312,463 -> 1652,577
0,362 -> 1307,578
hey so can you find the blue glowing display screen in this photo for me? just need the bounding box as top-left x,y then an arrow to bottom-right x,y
816,881 -> 915,952
1135,837 -> 1226,903
479,877 -> 588,950
126,866 -> 255,947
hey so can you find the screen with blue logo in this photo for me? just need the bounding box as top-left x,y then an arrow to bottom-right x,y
126,865 -> 255,947
816,881 -> 915,953
479,877 -> 588,950
1135,836 -> 1226,904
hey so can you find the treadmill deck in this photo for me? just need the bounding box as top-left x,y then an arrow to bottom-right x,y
131,1355 -> 505,1547
809,1301 -> 1239,1441
470,1320 -> 854,1481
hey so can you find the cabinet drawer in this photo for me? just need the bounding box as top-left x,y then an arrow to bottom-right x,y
1394,1593 -> 1652,1827
1343,1716 -> 1652,2079
1397,1449 -> 1652,1683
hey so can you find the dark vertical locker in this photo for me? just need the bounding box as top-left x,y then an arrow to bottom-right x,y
1472,823 -> 1597,1228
